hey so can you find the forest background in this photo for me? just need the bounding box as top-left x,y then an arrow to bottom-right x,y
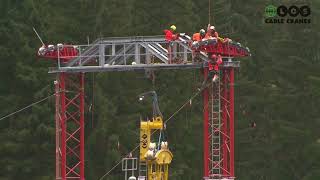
0,0 -> 319,180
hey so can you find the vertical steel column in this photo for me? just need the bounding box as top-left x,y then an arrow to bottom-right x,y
221,70 -> 229,176
124,44 -> 127,65
135,44 -> 141,64
202,68 -> 209,178
146,48 -> 151,64
57,73 -> 85,180
59,73 -> 67,180
229,68 -> 235,177
112,44 -> 116,56
172,43 -> 177,61
99,44 -> 105,66
167,45 -> 172,64
79,73 -> 85,180
55,80 -> 61,180
183,47 -> 187,63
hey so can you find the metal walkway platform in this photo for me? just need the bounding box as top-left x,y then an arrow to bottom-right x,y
49,61 -> 239,73
45,35 -> 241,73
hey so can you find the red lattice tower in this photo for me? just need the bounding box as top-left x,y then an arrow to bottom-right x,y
55,73 -> 85,180
200,38 -> 247,180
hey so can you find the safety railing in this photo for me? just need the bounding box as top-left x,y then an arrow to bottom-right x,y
38,35 -> 247,72
55,40 -> 195,68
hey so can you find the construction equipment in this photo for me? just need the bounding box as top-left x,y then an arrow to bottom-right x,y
39,31 -> 249,180
139,116 -> 172,180
138,91 -> 173,180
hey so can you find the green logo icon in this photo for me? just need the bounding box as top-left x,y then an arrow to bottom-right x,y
265,5 -> 277,17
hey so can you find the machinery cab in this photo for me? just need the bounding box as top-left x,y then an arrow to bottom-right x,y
37,44 -> 79,62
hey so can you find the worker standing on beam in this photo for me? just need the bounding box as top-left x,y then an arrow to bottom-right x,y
205,24 -> 227,43
164,25 -> 179,64
192,29 -> 206,42
205,24 -> 219,39
192,29 -> 206,63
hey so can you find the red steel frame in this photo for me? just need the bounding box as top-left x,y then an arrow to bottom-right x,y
45,34 -> 247,180
203,67 -> 235,179
55,73 -> 85,180
54,68 -> 234,180
202,68 -> 210,178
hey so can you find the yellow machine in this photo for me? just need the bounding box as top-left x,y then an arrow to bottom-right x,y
138,92 -> 173,180
139,116 -> 173,180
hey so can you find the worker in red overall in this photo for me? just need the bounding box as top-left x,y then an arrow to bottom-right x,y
164,25 -> 178,64
198,54 -> 223,90
208,54 -> 222,81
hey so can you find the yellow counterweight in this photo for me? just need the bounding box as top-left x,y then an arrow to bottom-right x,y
139,116 -> 163,161
154,149 -> 173,180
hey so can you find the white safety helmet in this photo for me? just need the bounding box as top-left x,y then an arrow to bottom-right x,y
129,176 -> 137,180
57,43 -> 63,50
199,29 -> 205,35
209,26 -> 215,31
38,46 -> 46,55
48,44 -> 54,51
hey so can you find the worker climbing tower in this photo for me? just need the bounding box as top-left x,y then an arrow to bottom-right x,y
195,36 -> 240,179
202,66 -> 236,180
209,75 -> 222,178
